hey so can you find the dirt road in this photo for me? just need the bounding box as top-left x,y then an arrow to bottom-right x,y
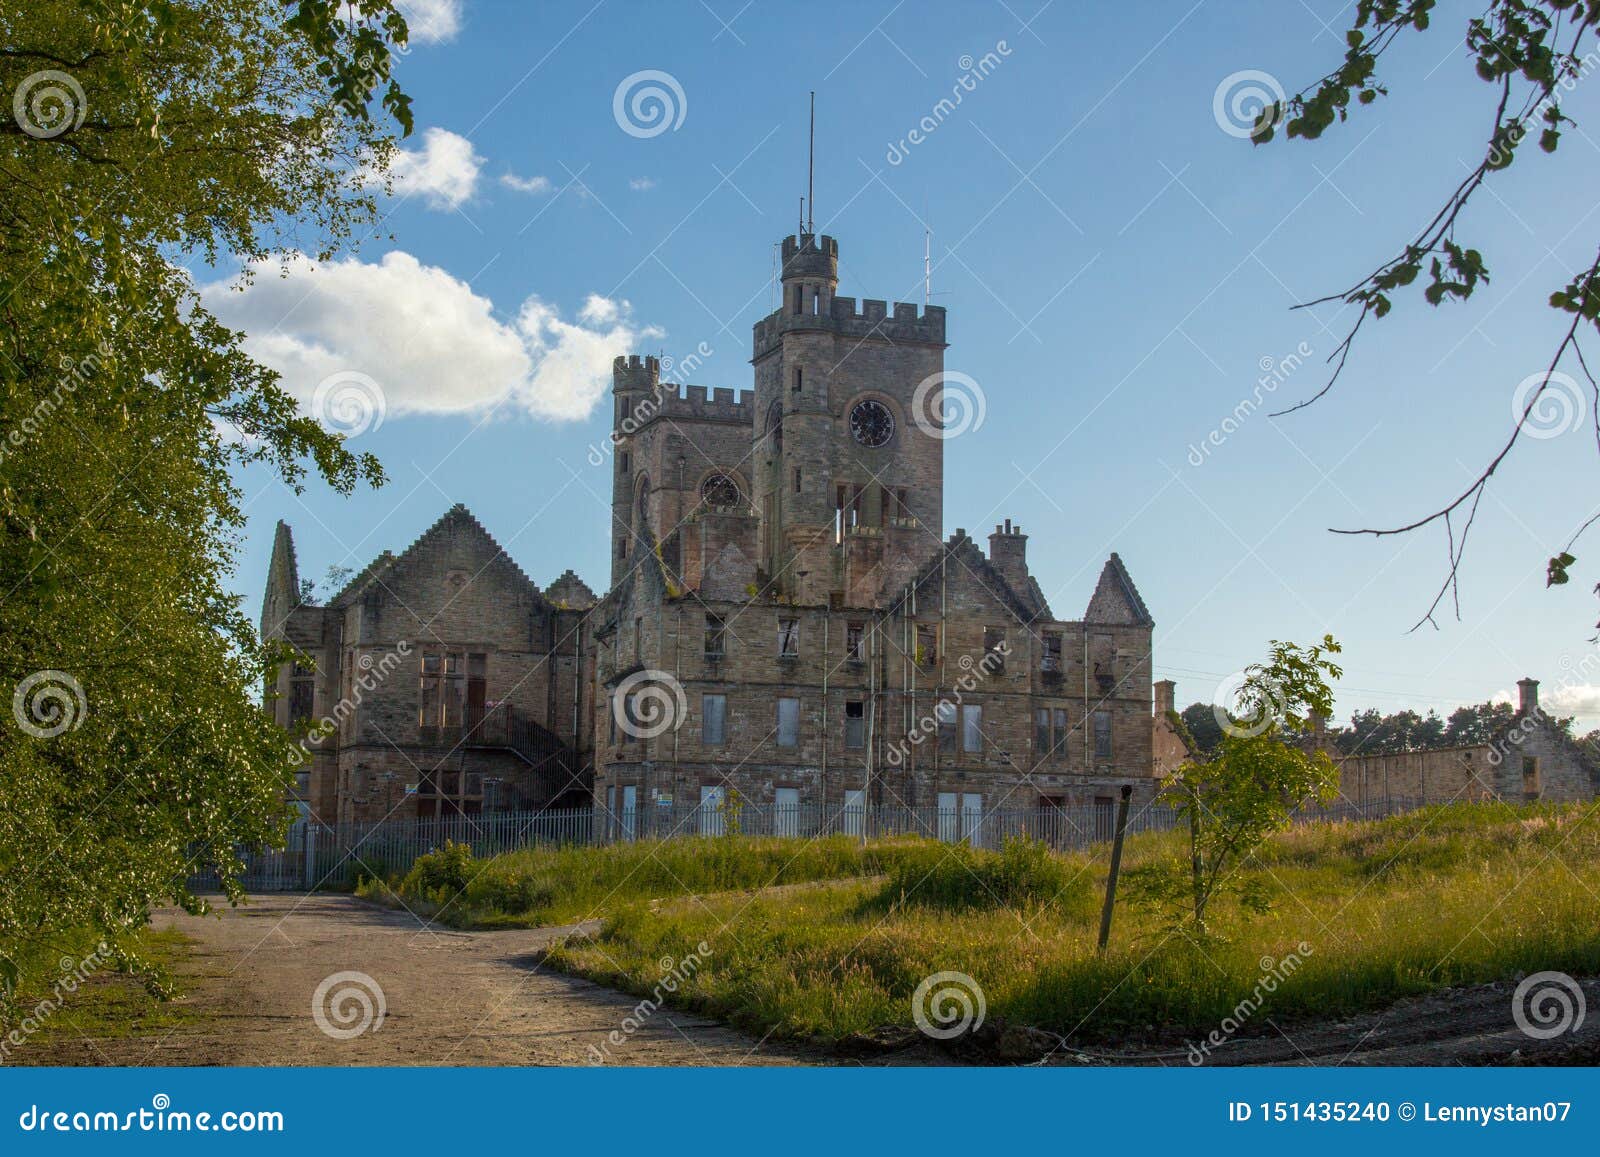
47,893 -> 818,1067
32,892 -> 1596,1067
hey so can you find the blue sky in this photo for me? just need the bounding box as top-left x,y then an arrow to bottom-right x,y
222,0 -> 1600,727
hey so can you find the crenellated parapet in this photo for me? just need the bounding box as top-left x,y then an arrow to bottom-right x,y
752,297 -> 946,359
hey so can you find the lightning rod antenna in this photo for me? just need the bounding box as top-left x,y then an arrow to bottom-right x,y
807,91 -> 815,233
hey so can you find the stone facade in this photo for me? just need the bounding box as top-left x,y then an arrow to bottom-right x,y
263,230 -> 1170,829
1327,679 -> 1598,805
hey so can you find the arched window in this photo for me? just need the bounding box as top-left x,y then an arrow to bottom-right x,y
700,473 -> 742,510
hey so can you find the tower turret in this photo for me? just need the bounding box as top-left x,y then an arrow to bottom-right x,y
610,355 -> 659,589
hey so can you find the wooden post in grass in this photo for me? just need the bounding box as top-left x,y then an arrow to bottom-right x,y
1096,784 -> 1134,954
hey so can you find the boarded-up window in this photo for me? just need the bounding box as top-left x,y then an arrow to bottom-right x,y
1093,710 -> 1112,758
936,700 -> 957,752
844,700 -> 865,749
777,697 -> 799,747
702,694 -> 726,746
962,704 -> 983,753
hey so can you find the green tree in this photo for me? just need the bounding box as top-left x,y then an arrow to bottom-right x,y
1156,638 -> 1343,933
1256,1 -> 1600,632
1178,701 -> 1225,755
0,0 -> 408,997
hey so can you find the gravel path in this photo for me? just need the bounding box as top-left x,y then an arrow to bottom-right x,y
53,893 -> 817,1067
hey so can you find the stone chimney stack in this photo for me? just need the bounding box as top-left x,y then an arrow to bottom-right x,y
1153,679 -> 1175,716
987,519 -> 1029,598
1518,677 -> 1539,715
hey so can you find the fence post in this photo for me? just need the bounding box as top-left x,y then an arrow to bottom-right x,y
1096,784 -> 1134,954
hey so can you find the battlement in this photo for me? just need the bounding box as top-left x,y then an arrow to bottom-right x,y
612,353 -> 660,391
615,378 -> 755,431
781,232 -> 839,282
752,296 -> 947,359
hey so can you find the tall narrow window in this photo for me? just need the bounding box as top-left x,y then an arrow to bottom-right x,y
777,697 -> 800,747
289,663 -> 315,726
440,653 -> 463,728
704,613 -> 726,658
1093,710 -> 1112,758
793,285 -> 803,315
845,622 -> 865,663
936,701 -> 957,752
962,704 -> 983,753
844,700 -> 865,749
983,627 -> 1006,672
916,624 -> 938,667
1053,708 -> 1068,757
793,466 -> 803,494
1041,633 -> 1063,673
466,652 -> 487,728
702,694 -> 727,746
1035,708 -> 1051,756
792,365 -> 803,392
778,617 -> 799,657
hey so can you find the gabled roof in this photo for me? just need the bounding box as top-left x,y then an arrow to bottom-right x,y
330,504 -> 543,608
546,569 -> 599,609
893,530 -> 1043,626
1084,553 -> 1154,626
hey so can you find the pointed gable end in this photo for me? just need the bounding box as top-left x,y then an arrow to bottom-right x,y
261,520 -> 302,639
1085,552 -> 1154,626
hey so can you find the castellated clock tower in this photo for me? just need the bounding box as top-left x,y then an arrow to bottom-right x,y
751,233 -> 948,606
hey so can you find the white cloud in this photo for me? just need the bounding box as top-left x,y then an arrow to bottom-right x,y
1543,683 -> 1600,720
629,177 -> 657,191
397,0 -> 462,44
384,127 -> 482,210
501,172 -> 553,195
200,251 -> 662,423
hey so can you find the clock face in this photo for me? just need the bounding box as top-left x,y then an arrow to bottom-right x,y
849,399 -> 895,447
700,473 -> 741,509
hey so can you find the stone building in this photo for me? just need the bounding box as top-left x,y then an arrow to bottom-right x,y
263,230 -> 1167,830
262,509 -> 597,824
1328,678 -> 1598,805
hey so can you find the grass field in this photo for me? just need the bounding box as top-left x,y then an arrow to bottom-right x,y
539,801 -> 1600,1045
358,833 -> 941,928
0,927 -> 199,1063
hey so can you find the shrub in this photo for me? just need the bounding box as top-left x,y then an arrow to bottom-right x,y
400,840 -> 475,899
877,837 -> 1094,916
